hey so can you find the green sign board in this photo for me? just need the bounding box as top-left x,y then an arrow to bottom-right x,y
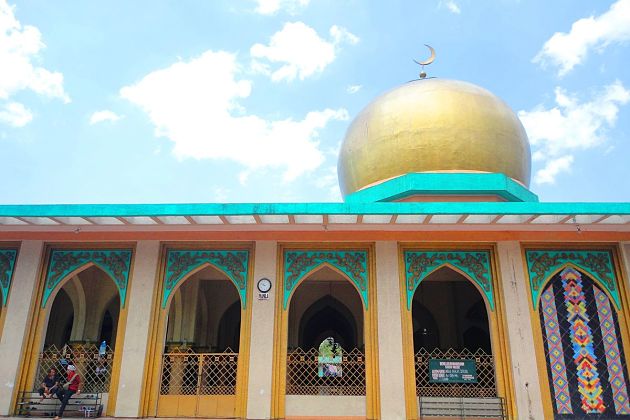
428,359 -> 477,383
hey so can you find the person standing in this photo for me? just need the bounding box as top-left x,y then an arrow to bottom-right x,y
54,364 -> 80,420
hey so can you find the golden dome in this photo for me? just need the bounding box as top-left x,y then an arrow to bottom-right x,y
338,79 -> 531,197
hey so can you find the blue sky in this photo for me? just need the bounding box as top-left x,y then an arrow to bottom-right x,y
1,0 -> 629,204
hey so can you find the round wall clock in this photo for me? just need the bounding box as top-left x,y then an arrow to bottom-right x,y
257,278 -> 272,293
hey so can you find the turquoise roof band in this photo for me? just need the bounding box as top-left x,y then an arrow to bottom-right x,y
345,173 -> 539,203
0,201 -> 629,217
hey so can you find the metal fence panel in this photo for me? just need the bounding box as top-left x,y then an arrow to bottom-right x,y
36,344 -> 114,393
159,347 -> 238,396
415,348 -> 497,398
286,347 -> 366,396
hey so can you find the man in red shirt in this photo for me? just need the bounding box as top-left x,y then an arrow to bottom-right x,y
54,364 -> 80,420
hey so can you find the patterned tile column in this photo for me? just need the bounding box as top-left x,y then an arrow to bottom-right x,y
496,241 -> 545,420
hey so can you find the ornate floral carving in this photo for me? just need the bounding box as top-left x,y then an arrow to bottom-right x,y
526,250 -> 618,310
404,251 -> 493,311
44,250 -> 133,308
163,250 -> 249,308
0,249 -> 17,306
283,251 -> 368,309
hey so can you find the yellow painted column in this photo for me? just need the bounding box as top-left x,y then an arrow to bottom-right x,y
375,241 -> 406,420
246,241 -> 277,419
114,241 -> 160,417
0,241 -> 44,415
496,241 -> 544,420
621,242 -> 630,287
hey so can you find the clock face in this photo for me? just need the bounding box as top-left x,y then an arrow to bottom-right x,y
257,278 -> 272,293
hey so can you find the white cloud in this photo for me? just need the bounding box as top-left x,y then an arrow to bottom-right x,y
250,22 -> 359,82
441,0 -> 461,14
534,0 -> 630,76
329,25 -> 360,45
89,110 -> 122,125
0,0 -> 68,127
346,84 -> 362,94
313,165 -> 342,201
0,101 -> 32,127
535,155 -> 574,185
252,0 -> 310,15
519,81 -> 630,184
0,0 -> 69,101
121,50 -> 348,181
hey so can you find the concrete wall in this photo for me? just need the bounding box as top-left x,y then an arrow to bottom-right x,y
496,241 -> 545,420
375,241 -> 406,420
285,395 -> 366,417
0,241 -> 44,415
246,241 -> 277,420
114,241 -> 160,417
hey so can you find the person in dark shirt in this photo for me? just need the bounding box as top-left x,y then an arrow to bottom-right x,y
38,368 -> 61,402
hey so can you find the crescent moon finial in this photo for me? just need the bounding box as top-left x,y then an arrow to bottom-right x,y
414,44 -> 436,79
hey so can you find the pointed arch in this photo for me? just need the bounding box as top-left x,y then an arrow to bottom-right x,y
43,249 -> 132,308
283,250 -> 368,309
297,295 -> 359,349
525,250 -> 620,310
404,250 -> 494,310
162,249 -> 249,309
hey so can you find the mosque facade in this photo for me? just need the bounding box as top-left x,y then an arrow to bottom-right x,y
1,77 -> 630,420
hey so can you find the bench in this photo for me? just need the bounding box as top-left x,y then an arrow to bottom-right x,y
419,396 -> 505,419
16,391 -> 102,418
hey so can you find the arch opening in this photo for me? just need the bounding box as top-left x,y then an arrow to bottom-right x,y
286,265 -> 366,398
39,265 -> 121,394
411,266 -> 496,399
158,264 -> 242,418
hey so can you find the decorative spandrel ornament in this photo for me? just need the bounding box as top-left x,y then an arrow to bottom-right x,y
318,337 -> 343,378
163,249 -> 249,308
404,250 -> 494,311
283,250 -> 368,310
0,249 -> 17,306
43,249 -> 133,308
525,250 -> 619,310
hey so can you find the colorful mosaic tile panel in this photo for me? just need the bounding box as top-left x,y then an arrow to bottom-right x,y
539,267 -> 630,419
594,287 -> 630,414
561,268 -> 606,414
541,284 -> 573,414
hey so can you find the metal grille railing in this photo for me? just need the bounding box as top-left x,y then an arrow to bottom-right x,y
159,347 -> 238,396
36,344 -> 114,393
415,348 -> 496,398
286,347 -> 366,396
